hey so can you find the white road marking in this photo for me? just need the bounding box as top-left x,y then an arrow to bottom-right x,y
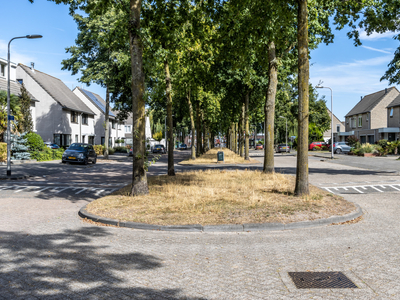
75,188 -> 87,194
34,187 -> 50,193
352,187 -> 364,194
389,185 -> 400,191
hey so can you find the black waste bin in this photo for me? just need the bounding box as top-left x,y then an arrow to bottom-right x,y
217,151 -> 224,162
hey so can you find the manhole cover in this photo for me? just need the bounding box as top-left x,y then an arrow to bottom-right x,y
288,272 -> 358,289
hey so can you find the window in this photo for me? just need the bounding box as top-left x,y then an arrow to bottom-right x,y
125,125 -> 131,133
82,135 -> 86,143
336,124 -> 340,133
71,111 -> 78,123
82,114 -> 88,125
390,108 -> 394,118
112,120 -> 116,129
366,113 -> 369,122
101,137 -> 105,145
0,64 -> 5,77
17,79 -> 23,84
54,134 -> 71,147
351,117 -> 356,128
88,136 -> 94,145
75,135 -> 78,143
358,115 -> 362,127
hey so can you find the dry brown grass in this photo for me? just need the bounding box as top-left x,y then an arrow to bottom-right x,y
179,147 -> 260,165
86,170 -> 355,226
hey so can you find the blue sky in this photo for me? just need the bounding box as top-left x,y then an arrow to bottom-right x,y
1,0 -> 399,121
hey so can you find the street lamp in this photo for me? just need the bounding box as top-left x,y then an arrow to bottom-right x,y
279,116 -> 287,153
315,84 -> 333,159
6,34 -> 42,176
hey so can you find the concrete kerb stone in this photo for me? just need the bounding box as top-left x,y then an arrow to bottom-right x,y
79,203 -> 363,233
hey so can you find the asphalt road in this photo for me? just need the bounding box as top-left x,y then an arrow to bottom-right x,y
1,150 -> 400,299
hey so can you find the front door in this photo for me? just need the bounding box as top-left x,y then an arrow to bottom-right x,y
360,136 -> 366,144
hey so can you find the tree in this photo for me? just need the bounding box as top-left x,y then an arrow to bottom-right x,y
19,84 -> 33,133
153,131 -> 163,142
0,91 -> 22,142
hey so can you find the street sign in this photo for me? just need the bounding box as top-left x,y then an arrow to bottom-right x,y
8,115 -> 14,121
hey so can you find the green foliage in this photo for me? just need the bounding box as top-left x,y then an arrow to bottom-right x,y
108,147 -> 115,155
19,84 -> 33,133
25,132 -> 45,152
346,135 -> 359,148
11,133 -> 30,160
0,142 -> 6,162
377,139 -> 389,149
114,146 -> 128,153
153,131 -> 163,142
0,91 -> 22,141
30,148 -> 64,161
308,123 -> 324,144
93,145 -> 103,155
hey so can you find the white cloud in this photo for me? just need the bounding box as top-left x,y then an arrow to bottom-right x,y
359,30 -> 396,40
361,45 -> 391,54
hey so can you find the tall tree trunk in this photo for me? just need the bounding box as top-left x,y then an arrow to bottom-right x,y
186,88 -> 196,160
234,123 -> 237,154
196,102 -> 201,157
164,59 -> 175,176
240,102 -> 245,157
295,0 -> 310,195
201,111 -> 206,153
263,41 -> 278,173
231,123 -> 234,151
104,85 -> 110,159
245,91 -> 250,160
129,0 -> 148,195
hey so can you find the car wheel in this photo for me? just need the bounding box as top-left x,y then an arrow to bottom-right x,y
92,158 -> 97,164
62,160 -> 66,164
84,158 -> 88,165
335,148 -> 342,154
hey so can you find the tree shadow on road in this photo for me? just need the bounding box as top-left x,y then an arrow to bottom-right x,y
0,227 -> 206,299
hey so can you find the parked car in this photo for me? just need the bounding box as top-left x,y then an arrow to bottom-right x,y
255,144 -> 263,150
62,143 -> 97,164
153,144 -> 166,154
44,142 -> 60,149
276,144 -> 290,153
329,142 -> 351,154
309,141 -> 326,151
179,143 -> 188,150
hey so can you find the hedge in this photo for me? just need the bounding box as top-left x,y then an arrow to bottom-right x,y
30,148 -> 64,162
93,145 -> 103,155
0,142 -> 6,162
26,132 -> 45,152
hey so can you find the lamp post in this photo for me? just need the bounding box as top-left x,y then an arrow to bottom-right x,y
316,85 -> 333,159
279,116 -> 287,153
6,34 -> 42,177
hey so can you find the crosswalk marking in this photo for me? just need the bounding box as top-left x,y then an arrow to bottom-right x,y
323,184 -> 400,194
0,185 -> 116,197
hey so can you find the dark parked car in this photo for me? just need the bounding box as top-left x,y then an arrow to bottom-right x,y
44,142 -> 60,149
153,144 -> 166,154
329,142 -> 351,154
179,143 -> 188,150
276,144 -> 290,153
62,143 -> 97,164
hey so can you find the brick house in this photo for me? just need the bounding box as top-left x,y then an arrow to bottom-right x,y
323,109 -> 346,143
386,94 -> 400,141
344,87 -> 400,144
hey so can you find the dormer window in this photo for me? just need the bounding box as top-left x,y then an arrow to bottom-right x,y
71,111 -> 78,123
390,108 -> 394,118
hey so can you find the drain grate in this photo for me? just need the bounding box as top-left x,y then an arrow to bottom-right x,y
288,271 -> 358,289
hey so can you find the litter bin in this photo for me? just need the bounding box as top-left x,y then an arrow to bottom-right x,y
217,151 -> 224,162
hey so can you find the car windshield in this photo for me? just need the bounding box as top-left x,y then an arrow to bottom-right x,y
155,145 -> 164,148
68,143 -> 88,151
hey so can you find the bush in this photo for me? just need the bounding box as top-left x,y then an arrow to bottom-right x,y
30,148 -> 64,161
378,139 -> 389,149
358,143 -> 375,155
114,146 -> 128,153
0,142 -> 6,162
25,132 -> 45,152
108,147 -> 115,155
346,135 -> 359,148
93,145 -> 103,155
314,146 -> 321,151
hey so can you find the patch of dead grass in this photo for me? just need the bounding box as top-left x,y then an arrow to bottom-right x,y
179,147 -> 260,165
86,170 -> 355,226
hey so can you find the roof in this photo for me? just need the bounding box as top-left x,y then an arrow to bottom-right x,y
0,77 -> 37,101
387,94 -> 400,108
75,87 -> 116,118
18,64 -> 95,115
345,87 -> 398,117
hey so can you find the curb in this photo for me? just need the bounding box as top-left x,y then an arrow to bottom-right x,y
79,203 -> 363,233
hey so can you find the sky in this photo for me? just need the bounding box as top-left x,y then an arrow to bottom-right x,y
1,0 -> 399,121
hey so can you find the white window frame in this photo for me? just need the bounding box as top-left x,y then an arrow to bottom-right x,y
390,108 -> 394,118
358,115 -> 362,127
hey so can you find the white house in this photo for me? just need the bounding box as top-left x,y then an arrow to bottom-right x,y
16,64 -> 96,147
0,59 -> 38,133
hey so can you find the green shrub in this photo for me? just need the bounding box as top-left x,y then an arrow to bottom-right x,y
314,146 -> 321,151
30,148 -> 64,161
359,143 -> 375,155
346,135 -> 359,148
93,145 -> 103,155
114,146 -> 128,153
378,139 -> 388,149
0,142 -> 6,162
25,132 -> 45,152
108,147 -> 115,155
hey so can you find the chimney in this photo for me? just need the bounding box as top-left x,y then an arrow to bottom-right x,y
30,62 -> 35,73
361,96 -> 363,100
385,88 -> 388,94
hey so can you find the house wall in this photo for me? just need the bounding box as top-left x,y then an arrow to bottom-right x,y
388,106 -> 400,128
323,111 -> 345,142
371,88 -> 398,129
